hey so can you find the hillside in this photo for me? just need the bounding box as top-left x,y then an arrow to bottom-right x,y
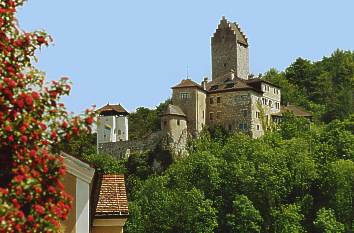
57,49 -> 354,233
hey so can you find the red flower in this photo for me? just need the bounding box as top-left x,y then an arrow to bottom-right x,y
31,91 -> 40,100
21,135 -> 27,143
25,95 -> 33,106
8,135 -> 14,142
17,98 -> 24,108
85,116 -> 94,124
34,204 -> 45,214
5,125 -> 12,132
27,215 -> 34,222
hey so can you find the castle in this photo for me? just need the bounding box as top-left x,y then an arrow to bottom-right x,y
97,17 -> 311,158
161,16 -> 281,142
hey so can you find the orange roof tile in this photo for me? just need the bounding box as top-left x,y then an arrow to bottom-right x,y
94,174 -> 129,218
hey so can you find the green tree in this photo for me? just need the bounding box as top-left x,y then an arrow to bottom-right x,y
271,204 -> 305,233
226,194 -> 263,233
126,176 -> 217,233
314,208 -> 345,233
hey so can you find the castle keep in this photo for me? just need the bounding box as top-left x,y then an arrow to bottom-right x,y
161,16 -> 281,141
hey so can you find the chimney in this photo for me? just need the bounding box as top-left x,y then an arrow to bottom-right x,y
201,76 -> 208,90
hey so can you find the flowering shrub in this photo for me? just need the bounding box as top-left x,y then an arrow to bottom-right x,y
0,0 -> 95,232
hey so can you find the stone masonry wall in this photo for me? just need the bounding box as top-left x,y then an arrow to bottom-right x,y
98,131 -> 163,159
172,87 -> 206,136
206,90 -> 252,134
237,44 -> 249,80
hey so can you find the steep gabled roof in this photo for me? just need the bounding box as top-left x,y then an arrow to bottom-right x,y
172,79 -> 205,91
94,174 -> 129,218
97,104 -> 129,116
162,104 -> 186,117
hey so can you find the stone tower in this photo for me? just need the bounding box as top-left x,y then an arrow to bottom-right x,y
171,79 -> 206,136
96,104 -> 129,143
211,16 -> 249,80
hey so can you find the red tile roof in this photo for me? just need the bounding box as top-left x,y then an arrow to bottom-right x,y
97,104 -> 128,115
172,79 -> 204,91
94,174 -> 129,218
272,105 -> 312,117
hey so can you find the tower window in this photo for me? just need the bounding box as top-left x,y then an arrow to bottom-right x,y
257,125 -> 260,130
256,111 -> 260,118
217,97 -> 221,104
180,92 -> 190,99
202,110 -> 205,119
223,63 -> 227,68
118,130 -> 121,135
177,119 -> 180,126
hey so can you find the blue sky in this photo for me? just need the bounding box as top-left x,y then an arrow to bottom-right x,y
17,0 -> 354,113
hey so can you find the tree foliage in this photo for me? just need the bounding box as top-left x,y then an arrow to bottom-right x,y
263,50 -> 354,122
0,0 -> 94,231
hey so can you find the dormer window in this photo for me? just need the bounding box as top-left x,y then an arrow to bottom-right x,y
210,85 -> 219,91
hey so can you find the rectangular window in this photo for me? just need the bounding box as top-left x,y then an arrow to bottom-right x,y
256,111 -> 260,118
239,123 -> 248,131
210,98 -> 214,104
209,112 -> 214,121
216,111 -> 221,119
242,109 -> 248,117
202,110 -> 205,119
269,100 -> 272,107
257,125 -> 260,130
177,119 -> 180,125
217,97 -> 221,104
118,129 -> 121,135
180,92 -> 190,99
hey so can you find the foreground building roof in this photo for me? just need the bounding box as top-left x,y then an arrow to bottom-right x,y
94,174 -> 129,218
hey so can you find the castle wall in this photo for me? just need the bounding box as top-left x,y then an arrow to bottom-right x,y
211,28 -> 238,80
161,115 -> 188,156
196,90 -> 207,133
98,132 -> 163,159
206,91 -> 252,134
97,116 -> 116,143
172,87 -> 206,136
237,44 -> 249,79
116,116 -> 128,141
250,84 -> 281,138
